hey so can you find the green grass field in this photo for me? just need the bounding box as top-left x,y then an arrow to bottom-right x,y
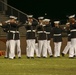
0,55 -> 76,75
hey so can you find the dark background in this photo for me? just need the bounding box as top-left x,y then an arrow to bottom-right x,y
7,0 -> 76,23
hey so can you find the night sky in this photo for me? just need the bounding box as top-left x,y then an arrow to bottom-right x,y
7,0 -> 76,21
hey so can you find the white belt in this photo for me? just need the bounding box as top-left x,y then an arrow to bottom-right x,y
37,31 -> 46,33
37,31 -> 43,33
68,34 -> 71,36
70,29 -> 76,32
27,30 -> 35,32
15,31 -> 19,33
32,30 -> 35,32
46,32 -> 50,34
44,31 -> 46,33
8,31 -> 19,33
27,30 -> 31,32
54,34 -> 61,36
8,31 -> 15,33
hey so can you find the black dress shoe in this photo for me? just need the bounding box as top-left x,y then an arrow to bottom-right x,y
61,53 -> 65,57
27,57 -> 30,59
43,57 -> 46,58
69,57 -> 74,59
14,57 -> 16,59
31,57 -> 34,59
73,55 -> 76,57
50,55 -> 53,57
18,57 -> 21,59
4,57 -> 8,59
37,57 -> 41,58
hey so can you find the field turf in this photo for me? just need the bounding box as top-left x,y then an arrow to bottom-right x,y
0,55 -> 76,75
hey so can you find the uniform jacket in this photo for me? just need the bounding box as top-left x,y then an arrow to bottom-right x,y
52,27 -> 63,42
70,23 -> 76,38
25,20 -> 38,39
36,25 -> 47,40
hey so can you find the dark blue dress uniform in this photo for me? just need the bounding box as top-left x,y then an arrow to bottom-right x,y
67,30 -> 71,41
45,24 -> 53,57
69,23 -> 76,57
12,23 -> 23,58
53,27 -> 62,42
70,23 -> 76,38
25,20 -> 38,58
36,25 -> 47,57
1,22 -> 22,59
25,20 -> 38,39
3,23 -> 21,39
62,29 -> 71,56
36,25 -> 47,40
1,23 -> 18,40
52,26 -> 63,57
1,23 -> 17,59
45,24 -> 52,40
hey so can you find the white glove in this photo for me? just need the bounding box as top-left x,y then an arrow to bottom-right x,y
64,27 -> 66,29
5,20 -> 10,23
28,22 -> 32,25
0,23 -> 2,26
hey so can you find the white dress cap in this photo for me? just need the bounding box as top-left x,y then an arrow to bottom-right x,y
43,19 -> 50,22
38,17 -> 44,20
10,16 -> 17,20
27,15 -> 33,18
69,14 -> 75,18
66,22 -> 70,25
54,21 -> 60,24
